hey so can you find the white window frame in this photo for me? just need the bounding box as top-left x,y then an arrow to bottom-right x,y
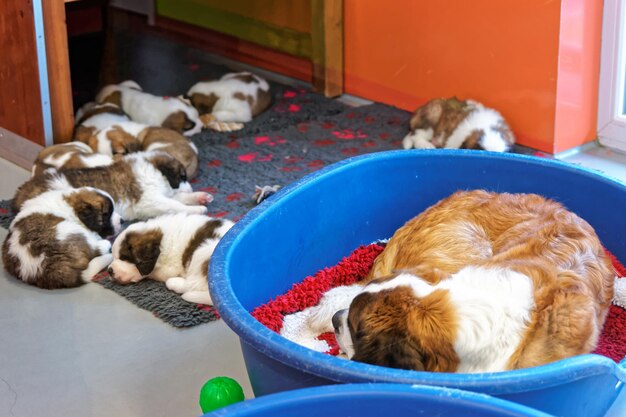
598,0 -> 626,152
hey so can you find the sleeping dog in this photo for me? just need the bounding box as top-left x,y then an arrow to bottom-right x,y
80,121 -> 199,178
309,190 -> 614,373
186,72 -> 271,132
2,187 -> 121,289
108,213 -> 234,305
31,141 -> 114,177
96,81 -> 203,136
73,101 -> 130,143
13,151 -> 212,221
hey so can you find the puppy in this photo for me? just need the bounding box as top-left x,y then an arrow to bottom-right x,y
81,122 -> 199,178
186,72 -> 271,132
310,190 -> 614,373
95,81 -> 203,136
2,187 -> 121,289
73,101 -> 130,143
31,141 -> 114,177
13,151 -> 212,221
108,213 -> 234,304
402,98 -> 515,152
78,121 -> 145,160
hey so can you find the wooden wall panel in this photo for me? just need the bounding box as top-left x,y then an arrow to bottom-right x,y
0,0 -> 45,145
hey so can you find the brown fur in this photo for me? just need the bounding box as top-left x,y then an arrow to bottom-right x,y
117,229 -> 163,277
32,143 -> 98,177
357,190 -> 614,372
73,126 -> 98,144
103,126 -> 143,156
140,127 -> 198,177
189,92 -> 219,115
349,286 -> 459,371
409,97 -> 473,148
12,159 -> 142,212
161,110 -> 195,133
64,189 -> 116,237
100,91 -> 122,107
181,220 -> 222,268
2,188 -> 115,289
75,103 -> 127,126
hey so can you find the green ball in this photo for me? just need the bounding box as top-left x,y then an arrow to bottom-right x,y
199,376 -> 245,413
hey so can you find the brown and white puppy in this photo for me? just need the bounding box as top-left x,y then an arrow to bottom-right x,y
2,187 -> 121,289
95,81 -> 203,136
79,122 -> 144,160
73,101 -> 130,143
186,72 -> 271,132
12,151 -> 212,221
81,122 -> 199,178
402,98 -> 515,152
310,190 -> 614,373
31,141 -> 114,177
108,213 -> 233,304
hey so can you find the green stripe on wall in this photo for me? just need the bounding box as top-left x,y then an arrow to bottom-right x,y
156,0 -> 312,58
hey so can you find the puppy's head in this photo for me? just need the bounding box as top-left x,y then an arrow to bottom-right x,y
336,274 -> 459,372
65,187 -> 122,238
109,228 -> 163,283
162,109 -> 202,136
147,152 -> 190,191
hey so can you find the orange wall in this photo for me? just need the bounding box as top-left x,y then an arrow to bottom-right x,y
344,0 -> 603,154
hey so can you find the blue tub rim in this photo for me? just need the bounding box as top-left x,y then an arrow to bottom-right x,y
204,383 -> 554,416
210,149 -> 626,395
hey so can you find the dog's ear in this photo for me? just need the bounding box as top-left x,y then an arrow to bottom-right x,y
189,92 -> 219,115
405,289 -> 459,372
73,125 -> 97,145
349,290 -> 427,371
107,127 -> 141,156
162,110 -> 187,133
149,154 -> 187,188
71,191 -> 114,237
119,230 -> 163,276
100,90 -> 122,107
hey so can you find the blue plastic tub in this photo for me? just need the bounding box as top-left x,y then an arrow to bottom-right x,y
210,150 -> 626,417
204,383 -> 553,417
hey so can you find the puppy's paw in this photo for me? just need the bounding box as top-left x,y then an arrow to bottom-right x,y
181,290 -> 213,305
98,239 -> 112,254
199,113 -> 216,126
166,277 -> 189,294
206,121 -> 245,132
195,191 -> 214,205
187,205 -> 208,215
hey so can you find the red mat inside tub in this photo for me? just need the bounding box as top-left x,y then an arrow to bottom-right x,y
252,244 -> 626,363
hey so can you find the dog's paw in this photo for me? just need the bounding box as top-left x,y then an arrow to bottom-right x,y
206,121 -> 245,132
187,205 -> 208,215
166,277 -> 189,294
98,239 -> 112,254
195,191 -> 214,205
181,290 -> 213,305
307,285 -> 364,333
199,113 -> 216,126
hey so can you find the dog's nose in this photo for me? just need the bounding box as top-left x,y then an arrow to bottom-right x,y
332,309 -> 347,332
107,266 -> 114,277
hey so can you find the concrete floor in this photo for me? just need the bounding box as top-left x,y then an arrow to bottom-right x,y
0,159 -> 252,417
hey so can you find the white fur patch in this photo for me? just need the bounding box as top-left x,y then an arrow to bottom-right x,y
187,72 -> 270,123
96,82 -> 202,136
446,108 -> 508,151
6,230 -> 45,282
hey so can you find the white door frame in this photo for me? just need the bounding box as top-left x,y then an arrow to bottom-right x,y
598,0 -> 626,152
